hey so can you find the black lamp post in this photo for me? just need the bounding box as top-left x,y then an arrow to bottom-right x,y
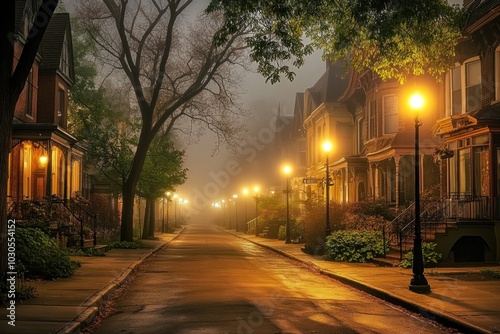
254,187 -> 259,237
162,197 -> 165,233
243,189 -> 249,232
409,93 -> 430,293
283,165 -> 292,244
323,141 -> 332,237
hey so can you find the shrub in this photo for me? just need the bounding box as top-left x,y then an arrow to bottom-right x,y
325,230 -> 387,263
399,242 -> 442,268
302,199 -> 348,255
278,221 -> 304,241
16,228 -> 79,279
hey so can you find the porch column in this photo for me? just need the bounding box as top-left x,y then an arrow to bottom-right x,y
65,148 -> 72,201
46,141 -> 52,199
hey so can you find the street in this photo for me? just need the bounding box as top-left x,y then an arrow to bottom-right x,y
88,224 -> 458,334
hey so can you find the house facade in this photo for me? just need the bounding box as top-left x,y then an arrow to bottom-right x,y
7,3 -> 85,219
287,0 -> 500,263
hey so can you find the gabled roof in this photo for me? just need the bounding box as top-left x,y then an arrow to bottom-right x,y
291,92 -> 305,137
305,60 -> 349,110
464,0 -> 500,34
39,12 -> 75,84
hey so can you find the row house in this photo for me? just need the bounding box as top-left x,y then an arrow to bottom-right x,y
287,0 -> 500,263
7,3 -> 85,213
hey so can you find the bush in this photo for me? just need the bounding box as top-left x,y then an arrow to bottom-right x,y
399,242 -> 442,268
325,230 -> 387,263
16,228 -> 79,279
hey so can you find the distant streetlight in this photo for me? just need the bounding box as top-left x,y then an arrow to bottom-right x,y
221,199 -> 226,228
254,186 -> 260,237
283,165 -> 292,244
163,191 -> 172,233
409,92 -> 430,293
172,194 -> 178,227
323,141 -> 333,237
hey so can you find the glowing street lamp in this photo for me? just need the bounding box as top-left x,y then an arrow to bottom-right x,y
283,165 -> 292,244
409,92 -> 430,293
323,141 -> 333,237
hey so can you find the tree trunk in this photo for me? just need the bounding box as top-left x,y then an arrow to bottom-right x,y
120,120 -> 153,241
0,97 -> 15,278
142,199 -> 151,239
147,199 -> 156,238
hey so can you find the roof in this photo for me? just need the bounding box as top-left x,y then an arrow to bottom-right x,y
305,60 -> 349,109
464,0 -> 500,34
39,12 -> 75,83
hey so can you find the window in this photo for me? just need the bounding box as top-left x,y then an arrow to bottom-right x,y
383,95 -> 398,134
61,33 -> 71,77
368,100 -> 376,139
72,160 -> 81,194
450,58 -> 481,115
357,117 -> 364,154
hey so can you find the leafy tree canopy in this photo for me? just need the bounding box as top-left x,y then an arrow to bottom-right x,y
208,0 -> 465,83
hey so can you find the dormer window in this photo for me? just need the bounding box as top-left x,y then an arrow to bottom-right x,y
450,58 -> 481,115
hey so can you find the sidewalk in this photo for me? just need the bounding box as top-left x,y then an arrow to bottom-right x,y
2,228 -> 499,334
0,230 -> 184,334
231,231 -> 500,334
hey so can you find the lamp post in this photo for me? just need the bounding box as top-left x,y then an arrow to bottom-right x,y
409,92 -> 430,293
233,194 -> 239,232
283,165 -> 292,244
323,141 -> 332,237
254,186 -> 259,237
243,188 -> 249,232
173,194 -> 178,227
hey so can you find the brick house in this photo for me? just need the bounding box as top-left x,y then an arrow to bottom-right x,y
7,3 -> 85,214
287,0 -> 500,263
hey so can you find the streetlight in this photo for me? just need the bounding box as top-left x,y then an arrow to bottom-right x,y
283,165 -> 292,244
409,92 -> 430,293
254,186 -> 260,237
172,194 -> 178,227
243,188 -> 249,232
323,141 -> 332,237
233,194 -> 239,232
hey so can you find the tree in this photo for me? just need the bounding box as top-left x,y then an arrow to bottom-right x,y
208,0 -> 464,83
1,0 -> 59,277
75,0 -> 248,241
137,133 -> 187,238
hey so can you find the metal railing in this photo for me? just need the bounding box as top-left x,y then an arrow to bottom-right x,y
6,196 -> 97,248
388,193 -> 491,259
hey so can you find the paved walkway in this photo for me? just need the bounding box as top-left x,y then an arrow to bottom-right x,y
0,231 -> 183,334
1,226 -> 499,334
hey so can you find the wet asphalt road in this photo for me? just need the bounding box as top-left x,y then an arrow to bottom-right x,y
91,224 -> 456,334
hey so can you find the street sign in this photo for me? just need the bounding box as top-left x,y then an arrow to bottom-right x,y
302,178 -> 318,184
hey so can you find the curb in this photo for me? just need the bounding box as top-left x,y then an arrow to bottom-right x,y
56,228 -> 186,334
228,231 -> 491,334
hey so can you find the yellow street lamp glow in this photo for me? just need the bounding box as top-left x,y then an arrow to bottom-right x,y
323,141 -> 332,153
253,186 -> 259,193
243,188 -> 249,196
233,194 -> 238,199
283,165 -> 292,175
410,93 -> 424,111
